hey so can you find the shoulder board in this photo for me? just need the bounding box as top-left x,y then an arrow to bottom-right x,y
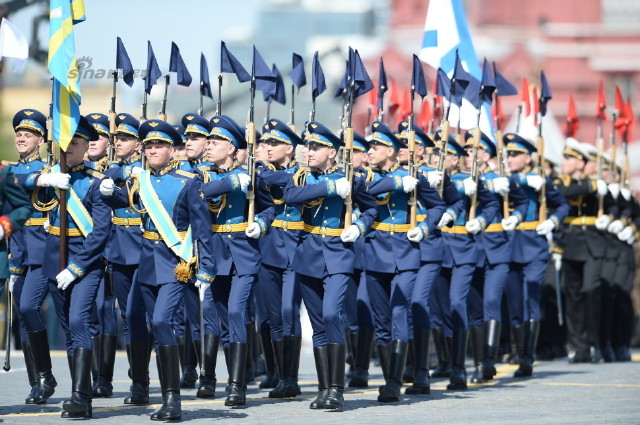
292,167 -> 307,186
175,169 -> 196,178
86,169 -> 105,179
266,162 -> 277,171
196,165 -> 210,173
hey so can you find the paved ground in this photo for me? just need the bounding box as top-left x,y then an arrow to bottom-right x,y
0,348 -> 638,424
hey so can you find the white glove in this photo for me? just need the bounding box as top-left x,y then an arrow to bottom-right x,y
39,172 -> 70,189
535,219 -> 555,236
618,226 -> 633,242
627,233 -> 636,245
237,173 -> 251,192
525,175 -> 544,192
334,177 -> 351,199
427,170 -> 443,188
43,219 -> 50,232
351,212 -> 359,223
56,269 -> 76,290
0,225 -> 3,240
130,166 -> 143,177
245,222 -> 262,239
608,183 -> 620,199
463,178 -> 477,197
402,176 -> 418,193
437,212 -> 454,229
596,179 -> 608,197
465,219 -> 483,234
407,227 -> 424,243
100,178 -> 115,196
501,215 -> 520,231
8,275 -> 18,293
595,214 -> 611,230
493,177 -> 510,197
552,253 -> 562,271
620,188 -> 631,201
607,220 -> 624,234
340,224 -> 361,243
195,279 -> 211,302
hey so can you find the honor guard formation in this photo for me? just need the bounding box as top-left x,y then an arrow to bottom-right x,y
0,40 -> 638,423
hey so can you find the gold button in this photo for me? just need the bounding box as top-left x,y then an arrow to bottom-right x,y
227,234 -> 232,238
154,241 -> 159,245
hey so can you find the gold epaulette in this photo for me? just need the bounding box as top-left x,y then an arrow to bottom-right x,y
292,167 -> 307,187
175,169 -> 196,178
365,166 -> 375,182
86,169 -> 105,179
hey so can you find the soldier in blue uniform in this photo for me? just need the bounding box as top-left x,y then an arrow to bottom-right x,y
428,132 -> 499,390
27,116 -> 112,418
101,119 -> 217,421
176,114 -> 213,171
7,109 -> 49,404
85,113 -> 111,172
255,119 -> 304,398
362,121 -> 446,403
462,130 -> 528,383
197,115 -> 275,406
283,121 -> 378,409
503,133 -> 569,377
395,121 -> 464,395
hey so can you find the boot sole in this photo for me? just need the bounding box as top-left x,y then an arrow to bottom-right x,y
405,386 -> 430,395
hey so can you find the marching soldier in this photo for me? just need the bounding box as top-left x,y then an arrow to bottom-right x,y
198,115 -> 275,406
85,113 -> 111,172
7,109 -> 48,404
283,121 -> 378,409
101,119 -> 217,421
504,133 -> 568,377
362,121 -> 446,403
177,114 -> 213,171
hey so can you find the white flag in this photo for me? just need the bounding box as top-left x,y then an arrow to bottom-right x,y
0,17 -> 29,71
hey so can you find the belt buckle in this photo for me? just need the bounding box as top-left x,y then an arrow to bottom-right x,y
282,221 -> 289,230
389,223 -> 395,234
320,227 -> 327,237
225,224 -> 232,233
123,218 -> 129,227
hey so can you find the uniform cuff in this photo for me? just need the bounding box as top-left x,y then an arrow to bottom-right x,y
67,262 -> 86,279
552,247 -> 564,254
445,208 -> 458,223
325,180 -> 337,196
196,269 -> 216,283
418,222 -> 430,238
255,217 -> 269,235
476,216 -> 487,230
229,174 -> 242,192
354,219 -> 366,236
550,215 -> 560,228
392,176 -> 403,191
8,263 -> 25,276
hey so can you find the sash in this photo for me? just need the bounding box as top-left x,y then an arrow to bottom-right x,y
138,170 -> 193,262
52,164 -> 93,237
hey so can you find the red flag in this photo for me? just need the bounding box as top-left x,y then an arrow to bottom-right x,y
418,99 -> 432,131
433,94 -> 443,125
388,77 -> 399,115
396,88 -> 412,125
626,97 -> 635,141
596,80 -> 607,121
521,78 -> 531,117
368,83 -> 378,117
531,85 -> 539,126
494,96 -> 504,130
564,94 -> 579,137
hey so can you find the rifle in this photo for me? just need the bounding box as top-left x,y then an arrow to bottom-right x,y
3,289 -> 12,371
342,80 -> 356,229
246,78 -> 257,224
140,77 -> 148,169
407,86 -> 418,227
596,94 -> 605,217
288,84 -> 296,131
437,81 -> 455,196
216,75 -> 222,116
537,111 -> 547,222
108,70 -> 118,162
159,74 -> 170,121
608,110 -> 619,185
493,94 -> 509,217
198,81 -> 204,116
46,79 -> 55,166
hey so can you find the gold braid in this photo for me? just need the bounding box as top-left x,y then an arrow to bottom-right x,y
128,176 -> 148,214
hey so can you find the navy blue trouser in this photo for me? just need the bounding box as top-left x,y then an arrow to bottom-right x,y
125,276 -> 149,341
139,281 -> 184,346
184,281 -> 219,338
344,273 -> 358,333
430,264 -> 475,336
355,269 -> 374,331
18,265 -> 50,335
258,263 -> 302,340
111,263 -> 147,344
12,275 -> 27,341
468,262 -> 510,327
506,260 -> 548,325
366,270 -> 417,344
210,268 -> 256,346
298,272 -> 349,347
409,261 -> 442,333
95,271 -> 118,336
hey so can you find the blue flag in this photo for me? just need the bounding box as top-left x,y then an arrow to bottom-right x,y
169,42 -> 192,87
145,41 -> 162,95
311,51 -> 326,99
352,49 -> 373,98
220,41 -> 250,83
436,68 -> 451,97
116,37 -> 134,87
378,58 -> 387,110
451,50 -> 470,106
480,59 -> 496,104
411,54 -> 427,98
288,53 -> 306,90
264,64 -> 286,105
252,46 -> 276,96
493,62 -> 517,97
334,64 -> 347,98
539,70 -> 552,116
200,53 -> 212,99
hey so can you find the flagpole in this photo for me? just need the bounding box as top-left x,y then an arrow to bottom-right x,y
342,79 -> 355,230
59,145 -> 68,272
108,70 -> 118,161
596,93 -> 605,217
198,81 -> 204,116
408,85 -> 417,227
159,74 -> 170,121
246,78 -> 257,224
216,75 -> 222,116
493,92 -> 509,217
609,109 -> 619,185
289,84 -> 295,130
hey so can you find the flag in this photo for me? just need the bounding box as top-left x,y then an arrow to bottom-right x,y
467,58 -> 495,109
419,0 -> 492,135
493,63 -> 517,97
521,78 -> 531,117
378,58 -> 387,111
368,84 -> 378,117
116,37 -> 134,87
220,41 -> 250,83
564,94 -> 579,138
334,65 -> 347,98
388,77 -> 400,115
288,53 -> 306,90
397,88 -> 412,125
532,85 -> 540,126
169,42 -> 192,87
352,49 -> 373,98
0,17 -> 28,71
145,41 -> 162,95
411,54 -> 427,98
436,68 -> 450,97
48,0 -> 86,151
311,51 -> 326,99
539,71 -> 552,117
418,99 -> 432,130
625,97 -> 634,141
596,80 -> 607,121
252,46 -> 276,96
264,64 -> 286,105
200,53 -> 212,99
614,86 -> 626,137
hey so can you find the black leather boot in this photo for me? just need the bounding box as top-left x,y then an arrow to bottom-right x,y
94,334 -> 116,397
430,327 -> 452,378
90,336 -> 100,394
447,329 -> 468,390
403,339 -> 414,383
244,323 -> 255,385
27,329 -> 57,404
309,346 -> 329,409
324,343 -> 346,409
62,347 -> 93,418
267,339 -> 286,398
151,345 -> 182,421
177,334 -> 197,389
469,326 -> 485,384
269,335 -> 302,397
22,341 -> 38,404
225,342 -> 247,406
405,330 -> 430,394
377,343 -> 392,382
349,328 -> 374,388
378,340 -> 408,402
346,330 -> 358,379
124,339 -> 150,404
197,334 -> 219,398
258,331 -> 278,389
514,321 -> 539,377
482,320 -> 501,380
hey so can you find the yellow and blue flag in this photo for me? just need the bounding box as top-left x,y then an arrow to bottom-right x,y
48,0 -> 86,151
